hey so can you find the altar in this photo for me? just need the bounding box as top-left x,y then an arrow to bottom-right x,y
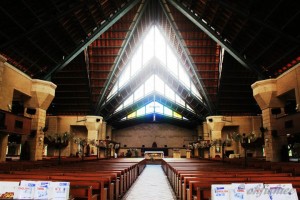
144,151 -> 164,160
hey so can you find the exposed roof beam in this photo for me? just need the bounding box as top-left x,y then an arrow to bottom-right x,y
218,0 -> 299,45
107,91 -> 200,122
111,113 -> 196,129
43,0 -> 142,80
154,93 -> 201,120
0,7 -> 58,65
241,0 -> 282,55
268,45 -> 299,70
98,58 -> 209,119
98,61 -> 154,116
21,1 -> 68,55
166,0 -> 265,79
95,0 -> 148,113
0,1 -> 85,49
252,36 -> 279,63
160,0 -> 214,114
154,59 -> 210,115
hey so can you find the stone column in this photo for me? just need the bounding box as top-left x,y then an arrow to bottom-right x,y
106,124 -> 112,141
85,116 -> 102,156
0,134 -> 8,162
25,79 -> 56,161
106,125 -> 113,157
0,55 -> 6,109
206,116 -> 225,158
0,56 -> 6,162
100,122 -> 107,140
252,79 -> 285,161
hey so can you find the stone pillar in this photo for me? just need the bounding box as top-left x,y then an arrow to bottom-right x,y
206,116 -> 225,158
0,56 -> 6,162
202,122 -> 210,140
106,124 -> 112,141
85,116 -> 102,156
0,55 -> 6,109
25,79 -> 57,161
0,134 -> 8,162
100,122 -> 107,140
193,125 -> 203,157
252,79 -> 285,161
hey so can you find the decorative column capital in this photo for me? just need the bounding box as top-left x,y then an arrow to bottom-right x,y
25,79 -> 57,110
85,116 -> 102,131
252,79 -> 284,110
206,116 -> 225,131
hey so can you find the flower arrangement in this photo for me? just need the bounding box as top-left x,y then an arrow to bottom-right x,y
44,132 -> 72,148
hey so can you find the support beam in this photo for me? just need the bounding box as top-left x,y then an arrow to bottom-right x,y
95,0 -> 148,112
160,0 -> 214,114
106,91 -> 201,122
98,58 -> 210,118
43,0 -> 142,80
217,0 -> 299,45
166,0 -> 265,79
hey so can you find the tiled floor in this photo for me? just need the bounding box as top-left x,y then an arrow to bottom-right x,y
121,165 -> 176,200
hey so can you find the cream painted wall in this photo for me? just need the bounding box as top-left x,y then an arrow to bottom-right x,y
0,61 -> 32,111
46,116 -> 87,157
206,116 -> 263,158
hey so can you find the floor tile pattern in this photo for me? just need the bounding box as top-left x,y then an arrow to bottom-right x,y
121,165 -> 176,200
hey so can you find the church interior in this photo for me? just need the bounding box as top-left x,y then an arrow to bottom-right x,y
0,0 -> 300,199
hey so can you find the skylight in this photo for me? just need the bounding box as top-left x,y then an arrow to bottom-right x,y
107,25 -> 202,120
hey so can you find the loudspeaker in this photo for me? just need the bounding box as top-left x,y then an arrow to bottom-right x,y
271,108 -> 281,115
208,118 -> 213,122
96,118 -> 101,122
26,108 -> 36,115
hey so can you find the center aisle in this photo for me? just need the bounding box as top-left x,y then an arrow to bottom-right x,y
122,165 -> 176,200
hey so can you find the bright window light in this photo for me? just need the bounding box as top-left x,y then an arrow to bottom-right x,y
154,102 -> 163,114
106,25 -> 203,121
145,75 -> 154,95
123,94 -> 133,107
134,85 -> 144,101
143,28 -> 154,65
173,112 -> 182,119
155,75 -> 164,95
137,107 -> 145,116
128,112 -> 136,119
155,27 -> 166,65
119,63 -> 130,88
146,102 -> 155,114
164,106 -> 172,116
131,46 -> 142,76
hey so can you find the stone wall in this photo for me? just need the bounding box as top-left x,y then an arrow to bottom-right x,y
112,123 -> 197,149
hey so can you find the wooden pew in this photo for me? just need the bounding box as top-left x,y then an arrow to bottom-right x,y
0,158 -> 146,200
70,185 -> 98,200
